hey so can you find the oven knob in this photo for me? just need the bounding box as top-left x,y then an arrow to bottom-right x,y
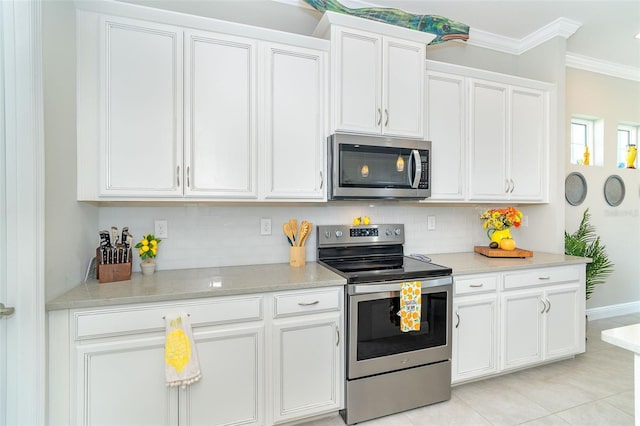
324,231 -> 331,239
385,229 -> 392,236
395,228 -> 402,236
335,230 -> 343,238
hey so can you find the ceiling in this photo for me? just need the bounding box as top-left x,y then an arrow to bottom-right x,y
119,0 -> 640,75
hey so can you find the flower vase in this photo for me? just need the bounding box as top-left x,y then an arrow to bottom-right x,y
140,261 -> 156,275
488,228 -> 512,244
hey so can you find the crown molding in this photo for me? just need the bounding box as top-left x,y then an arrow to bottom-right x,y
566,53 -> 640,82
468,17 -> 581,55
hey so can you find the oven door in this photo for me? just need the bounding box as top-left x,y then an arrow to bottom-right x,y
347,277 -> 452,379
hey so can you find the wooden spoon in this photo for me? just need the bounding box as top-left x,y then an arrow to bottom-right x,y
283,223 -> 295,246
298,221 -> 312,247
289,219 -> 298,245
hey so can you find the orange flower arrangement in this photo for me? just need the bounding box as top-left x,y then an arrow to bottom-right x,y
480,207 -> 523,230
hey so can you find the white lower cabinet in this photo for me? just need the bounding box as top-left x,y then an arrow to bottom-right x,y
452,274 -> 498,383
270,288 -> 343,424
49,288 -> 343,426
452,265 -> 585,385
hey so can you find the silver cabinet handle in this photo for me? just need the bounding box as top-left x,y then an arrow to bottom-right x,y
455,312 -> 460,328
510,179 -> 515,193
538,276 -> 551,280
320,171 -> 323,190
469,283 -> 484,288
545,297 -> 551,313
505,179 -> 510,193
336,326 -> 340,347
297,300 -> 320,306
377,108 -> 382,126
177,166 -> 180,187
187,166 -> 190,188
384,108 -> 389,127
0,303 -> 15,317
540,298 -> 547,314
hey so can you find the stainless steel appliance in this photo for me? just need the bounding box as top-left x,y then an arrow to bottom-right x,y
328,133 -> 431,200
317,224 -> 452,425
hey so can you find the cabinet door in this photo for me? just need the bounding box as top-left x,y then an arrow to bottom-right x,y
332,27 -> 381,134
262,43 -> 326,200
98,16 -> 183,197
382,36 -> 425,138
426,71 -> 465,200
184,31 -> 258,198
501,290 -> 544,370
75,335 -> 178,426
468,79 -> 508,200
272,314 -> 341,424
182,324 -> 264,426
544,284 -> 581,360
453,295 -> 498,383
509,87 -> 546,201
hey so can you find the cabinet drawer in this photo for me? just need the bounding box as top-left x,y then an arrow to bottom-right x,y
273,287 -> 342,318
455,274 -> 498,295
74,295 -> 263,340
503,266 -> 580,290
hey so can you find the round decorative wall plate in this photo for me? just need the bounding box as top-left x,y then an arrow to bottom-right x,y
565,172 -> 587,206
603,175 -> 625,207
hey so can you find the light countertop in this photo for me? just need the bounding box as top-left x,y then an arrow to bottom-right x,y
602,323 -> 640,354
427,252 -> 589,276
46,262 -> 346,311
47,252 -> 589,311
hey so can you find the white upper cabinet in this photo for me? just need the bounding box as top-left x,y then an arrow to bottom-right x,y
468,79 -> 548,202
425,60 -> 551,203
77,7 -> 328,202
468,79 -> 509,200
96,16 -> 184,197
332,26 -> 425,138
425,71 -> 466,200
184,30 -> 258,198
262,43 -> 327,200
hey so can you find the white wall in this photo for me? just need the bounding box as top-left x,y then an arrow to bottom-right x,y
43,0 -> 98,301
565,68 -> 640,310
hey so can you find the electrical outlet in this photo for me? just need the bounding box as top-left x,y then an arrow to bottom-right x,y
522,215 -> 529,227
154,220 -> 168,238
427,216 -> 436,231
260,218 -> 272,236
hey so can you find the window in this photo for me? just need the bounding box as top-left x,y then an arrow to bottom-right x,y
617,124 -> 638,169
570,118 -> 594,165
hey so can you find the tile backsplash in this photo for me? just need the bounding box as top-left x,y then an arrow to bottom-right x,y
99,203 -> 492,272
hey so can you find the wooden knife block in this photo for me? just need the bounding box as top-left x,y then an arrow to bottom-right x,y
96,248 -> 132,283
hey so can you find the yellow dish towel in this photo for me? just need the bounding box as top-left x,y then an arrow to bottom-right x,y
400,281 -> 422,332
165,313 -> 202,388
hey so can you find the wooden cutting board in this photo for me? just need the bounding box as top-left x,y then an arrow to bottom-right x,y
474,246 -> 533,258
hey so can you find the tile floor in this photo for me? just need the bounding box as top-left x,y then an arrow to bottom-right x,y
302,314 -> 638,426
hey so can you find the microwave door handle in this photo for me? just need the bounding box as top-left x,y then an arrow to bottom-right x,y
410,150 -> 422,189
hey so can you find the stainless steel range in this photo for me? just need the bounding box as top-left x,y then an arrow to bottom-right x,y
317,224 -> 453,425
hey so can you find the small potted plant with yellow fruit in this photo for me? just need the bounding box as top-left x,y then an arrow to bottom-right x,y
135,234 -> 161,275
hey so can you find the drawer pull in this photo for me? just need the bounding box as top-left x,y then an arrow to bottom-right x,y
336,326 -> 340,347
297,300 -> 320,306
469,283 -> 484,288
538,276 -> 551,280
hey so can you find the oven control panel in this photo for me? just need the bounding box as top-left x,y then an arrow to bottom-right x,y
317,224 -> 404,247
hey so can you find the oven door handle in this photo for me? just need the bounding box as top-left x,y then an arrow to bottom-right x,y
410,149 -> 422,189
351,276 -> 452,294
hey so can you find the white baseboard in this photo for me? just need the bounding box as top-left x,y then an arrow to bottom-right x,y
587,301 -> 640,321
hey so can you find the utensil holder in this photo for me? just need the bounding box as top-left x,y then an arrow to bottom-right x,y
290,246 -> 306,267
96,248 -> 132,283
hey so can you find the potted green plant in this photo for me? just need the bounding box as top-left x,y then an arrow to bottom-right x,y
564,209 -> 614,300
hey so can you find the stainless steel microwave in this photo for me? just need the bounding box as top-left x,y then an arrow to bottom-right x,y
328,133 -> 431,200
